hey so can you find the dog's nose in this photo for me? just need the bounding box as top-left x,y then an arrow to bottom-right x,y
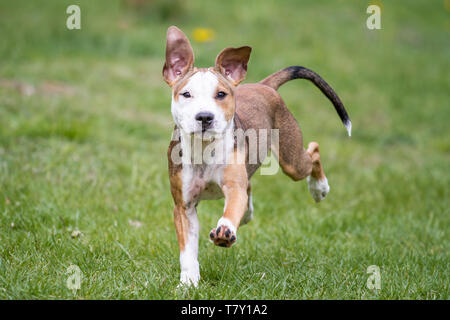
195,112 -> 215,126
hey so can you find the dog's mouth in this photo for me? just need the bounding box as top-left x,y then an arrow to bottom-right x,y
192,122 -> 218,135
201,126 -> 215,133
201,120 -> 217,133
190,128 -> 218,138
188,124 -> 229,141
180,118 -> 232,138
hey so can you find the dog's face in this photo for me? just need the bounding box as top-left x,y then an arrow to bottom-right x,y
163,26 -> 251,136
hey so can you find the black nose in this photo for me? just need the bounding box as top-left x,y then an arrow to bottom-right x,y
195,112 -> 214,126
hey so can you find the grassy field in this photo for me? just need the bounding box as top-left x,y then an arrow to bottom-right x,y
0,0 -> 448,299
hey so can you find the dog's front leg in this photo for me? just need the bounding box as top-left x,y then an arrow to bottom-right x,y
210,163 -> 248,248
174,204 -> 200,286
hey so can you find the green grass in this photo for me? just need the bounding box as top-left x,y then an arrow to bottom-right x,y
0,0 -> 448,299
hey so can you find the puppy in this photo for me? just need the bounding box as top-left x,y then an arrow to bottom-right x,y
163,26 -> 351,286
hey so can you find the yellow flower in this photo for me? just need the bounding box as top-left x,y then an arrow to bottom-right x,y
445,0 -> 450,12
192,28 -> 216,43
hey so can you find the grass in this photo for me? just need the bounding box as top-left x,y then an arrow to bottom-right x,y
0,0 -> 448,299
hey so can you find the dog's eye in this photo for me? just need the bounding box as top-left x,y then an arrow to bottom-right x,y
216,91 -> 227,99
181,92 -> 191,98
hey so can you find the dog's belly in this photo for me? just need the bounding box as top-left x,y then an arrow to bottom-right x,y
199,182 -> 224,200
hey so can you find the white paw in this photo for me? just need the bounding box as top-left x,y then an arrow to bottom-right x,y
209,217 -> 237,248
307,176 -> 330,203
179,270 -> 200,287
179,251 -> 200,287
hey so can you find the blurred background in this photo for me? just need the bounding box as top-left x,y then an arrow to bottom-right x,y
0,0 -> 448,299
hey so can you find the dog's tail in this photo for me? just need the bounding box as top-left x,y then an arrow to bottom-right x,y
259,66 -> 351,136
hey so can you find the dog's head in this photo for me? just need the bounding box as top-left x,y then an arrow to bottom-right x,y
163,26 -> 251,137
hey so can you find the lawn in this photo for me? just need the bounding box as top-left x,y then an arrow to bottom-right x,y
0,0 -> 448,299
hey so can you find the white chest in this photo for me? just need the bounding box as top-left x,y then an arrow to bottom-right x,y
182,164 -> 224,205
179,129 -> 234,205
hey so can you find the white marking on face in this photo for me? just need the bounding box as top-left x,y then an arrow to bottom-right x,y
171,71 -> 229,135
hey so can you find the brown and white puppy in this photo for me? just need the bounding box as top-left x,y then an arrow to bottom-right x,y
163,26 -> 351,286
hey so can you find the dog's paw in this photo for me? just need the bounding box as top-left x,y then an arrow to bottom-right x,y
209,217 -> 236,248
179,271 -> 200,287
307,175 -> 330,203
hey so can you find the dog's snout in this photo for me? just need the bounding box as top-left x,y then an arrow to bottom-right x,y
195,112 -> 215,126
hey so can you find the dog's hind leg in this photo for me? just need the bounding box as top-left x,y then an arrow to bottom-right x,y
306,141 -> 330,202
272,99 -> 313,181
272,100 -> 329,202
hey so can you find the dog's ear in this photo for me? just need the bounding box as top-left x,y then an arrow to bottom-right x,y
215,46 -> 252,86
163,26 -> 194,86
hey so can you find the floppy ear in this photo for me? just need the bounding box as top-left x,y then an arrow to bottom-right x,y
163,26 -> 194,86
215,46 -> 252,85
